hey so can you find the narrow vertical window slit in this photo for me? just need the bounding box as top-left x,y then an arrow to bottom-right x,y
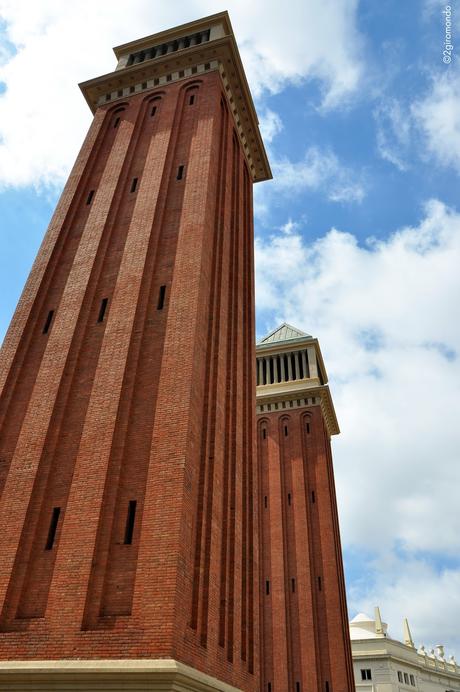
42,309 -> 54,334
97,298 -> 108,323
45,507 -> 61,550
124,500 -> 137,545
157,285 -> 166,310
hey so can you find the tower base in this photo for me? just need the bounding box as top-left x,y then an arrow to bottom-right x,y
0,659 -> 242,691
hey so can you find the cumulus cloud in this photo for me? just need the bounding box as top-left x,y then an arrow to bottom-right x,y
279,218 -> 301,235
259,108 -> 284,144
272,147 -> 365,202
0,0 -> 364,189
256,199 -> 460,649
254,144 -> 366,218
412,68 -> 460,172
348,556 -> 460,654
374,99 -> 412,171
227,0 -> 363,107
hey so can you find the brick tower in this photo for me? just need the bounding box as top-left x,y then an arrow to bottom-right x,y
256,324 -> 354,692
0,13 -> 270,691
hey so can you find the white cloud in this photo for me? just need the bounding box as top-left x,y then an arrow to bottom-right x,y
228,0 -> 363,107
348,556 -> 460,654
256,199 -> 460,650
279,218 -> 300,235
374,99 -> 412,171
255,108 -> 366,217
259,146 -> 366,210
412,68 -> 460,172
0,0 -> 364,189
259,108 -> 283,144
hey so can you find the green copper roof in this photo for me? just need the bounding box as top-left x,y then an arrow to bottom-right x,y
258,322 -> 311,344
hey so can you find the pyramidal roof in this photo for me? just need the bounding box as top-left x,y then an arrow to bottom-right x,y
258,323 -> 311,345
351,613 -> 373,624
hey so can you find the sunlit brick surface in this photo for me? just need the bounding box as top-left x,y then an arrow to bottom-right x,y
0,71 -> 258,691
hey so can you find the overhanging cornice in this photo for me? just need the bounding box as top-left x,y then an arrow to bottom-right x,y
256,383 -> 340,436
79,12 -> 271,183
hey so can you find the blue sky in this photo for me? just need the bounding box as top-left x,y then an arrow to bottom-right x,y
1,0 -> 460,655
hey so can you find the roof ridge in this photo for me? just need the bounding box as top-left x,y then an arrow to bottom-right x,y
258,322 -> 311,344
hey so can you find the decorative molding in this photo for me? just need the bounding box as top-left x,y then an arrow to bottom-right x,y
256,395 -> 320,413
0,658 -> 243,691
256,384 -> 340,436
96,60 -> 219,107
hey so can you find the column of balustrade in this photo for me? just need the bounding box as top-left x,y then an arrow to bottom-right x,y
287,353 -> 293,381
264,357 -> 271,384
258,358 -> 263,386
294,351 -> 300,380
280,355 -> 285,382
301,350 -> 308,379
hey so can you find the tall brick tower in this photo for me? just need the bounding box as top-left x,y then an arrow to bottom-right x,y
256,324 -> 354,692
0,13 -> 270,691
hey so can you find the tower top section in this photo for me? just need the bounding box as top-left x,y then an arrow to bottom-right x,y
79,11 -> 272,182
256,324 -> 339,435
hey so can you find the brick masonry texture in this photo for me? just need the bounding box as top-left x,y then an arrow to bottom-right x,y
0,62 -> 354,692
0,72 -> 259,691
258,405 -> 355,692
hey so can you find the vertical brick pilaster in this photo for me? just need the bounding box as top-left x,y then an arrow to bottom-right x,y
293,412 -> 320,690
46,93 -> 176,630
131,76 -> 220,640
0,110 -> 106,393
259,404 -> 354,692
0,111 -> 134,613
267,425 -> 290,691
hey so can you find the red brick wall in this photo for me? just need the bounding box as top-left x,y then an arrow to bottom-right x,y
258,405 -> 354,692
0,72 -> 259,691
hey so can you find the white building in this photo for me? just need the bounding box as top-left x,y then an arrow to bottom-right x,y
350,608 -> 460,691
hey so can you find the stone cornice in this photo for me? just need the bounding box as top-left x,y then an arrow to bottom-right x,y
112,12 -> 233,61
352,639 -> 460,683
0,658 -> 242,691
256,383 -> 340,436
